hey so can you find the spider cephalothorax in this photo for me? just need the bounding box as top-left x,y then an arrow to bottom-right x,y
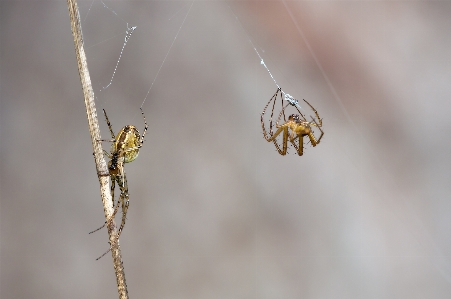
289,114 -> 300,122
261,88 -> 324,156
108,152 -> 122,174
91,108 -> 148,242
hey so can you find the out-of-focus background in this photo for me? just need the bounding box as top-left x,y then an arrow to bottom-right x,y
2,0 -> 451,298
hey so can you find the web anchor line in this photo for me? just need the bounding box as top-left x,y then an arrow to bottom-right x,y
229,5 -> 302,110
101,24 -> 137,91
259,57 -> 302,110
140,1 -> 194,108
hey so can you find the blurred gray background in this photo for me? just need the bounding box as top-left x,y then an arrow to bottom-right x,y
2,0 -> 451,298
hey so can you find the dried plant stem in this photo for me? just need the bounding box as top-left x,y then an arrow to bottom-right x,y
66,0 -> 129,298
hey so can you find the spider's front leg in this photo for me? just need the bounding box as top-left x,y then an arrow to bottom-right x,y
289,133 -> 304,156
103,109 -> 117,139
268,125 -> 289,155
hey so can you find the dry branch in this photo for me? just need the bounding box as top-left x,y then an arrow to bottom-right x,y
66,0 -> 129,298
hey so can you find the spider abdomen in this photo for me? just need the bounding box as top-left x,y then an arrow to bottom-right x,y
113,125 -> 142,163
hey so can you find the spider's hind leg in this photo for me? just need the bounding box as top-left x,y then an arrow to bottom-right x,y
88,176 -> 119,235
268,126 -> 289,156
89,222 -> 106,234
307,132 -> 320,148
303,99 -> 323,127
116,174 -> 129,239
309,117 -> 324,145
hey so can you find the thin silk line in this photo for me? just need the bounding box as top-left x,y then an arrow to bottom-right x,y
141,1 -> 195,108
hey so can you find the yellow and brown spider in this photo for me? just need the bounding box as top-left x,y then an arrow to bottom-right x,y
261,88 -> 324,156
90,108 -> 148,240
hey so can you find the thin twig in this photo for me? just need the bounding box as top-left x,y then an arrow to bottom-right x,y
66,0 -> 129,298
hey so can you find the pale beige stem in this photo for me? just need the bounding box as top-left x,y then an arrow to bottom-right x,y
66,0 -> 129,298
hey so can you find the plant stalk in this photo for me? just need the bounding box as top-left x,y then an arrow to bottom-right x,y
66,0 -> 129,298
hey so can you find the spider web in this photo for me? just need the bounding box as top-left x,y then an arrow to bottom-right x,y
80,0 -> 330,156
80,1 -> 311,113
227,4 -> 304,112
79,0 -> 194,115
231,1 -> 355,128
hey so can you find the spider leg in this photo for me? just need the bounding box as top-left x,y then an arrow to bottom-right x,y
95,248 -> 111,261
98,139 -> 117,144
100,149 -> 112,160
266,127 -> 285,154
116,173 -> 129,239
88,177 -> 118,235
92,177 -> 124,260
290,134 -> 304,156
306,131 -> 320,147
110,176 -> 123,219
268,125 -> 289,155
276,103 -> 291,127
287,132 -> 302,156
103,109 -> 116,139
268,103 -> 292,155
271,88 -> 284,135
280,89 -> 287,125
303,99 -> 322,127
261,88 -> 281,141
89,222 -> 106,234
140,107 -> 148,144
309,117 -> 324,144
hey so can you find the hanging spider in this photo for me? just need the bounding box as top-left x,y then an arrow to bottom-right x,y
261,88 -> 324,156
90,108 -> 148,240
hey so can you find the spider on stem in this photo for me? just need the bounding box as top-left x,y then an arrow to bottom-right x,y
90,108 -> 147,254
261,88 -> 324,156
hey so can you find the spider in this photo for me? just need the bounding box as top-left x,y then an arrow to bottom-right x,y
261,88 -> 324,156
90,108 -> 148,240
